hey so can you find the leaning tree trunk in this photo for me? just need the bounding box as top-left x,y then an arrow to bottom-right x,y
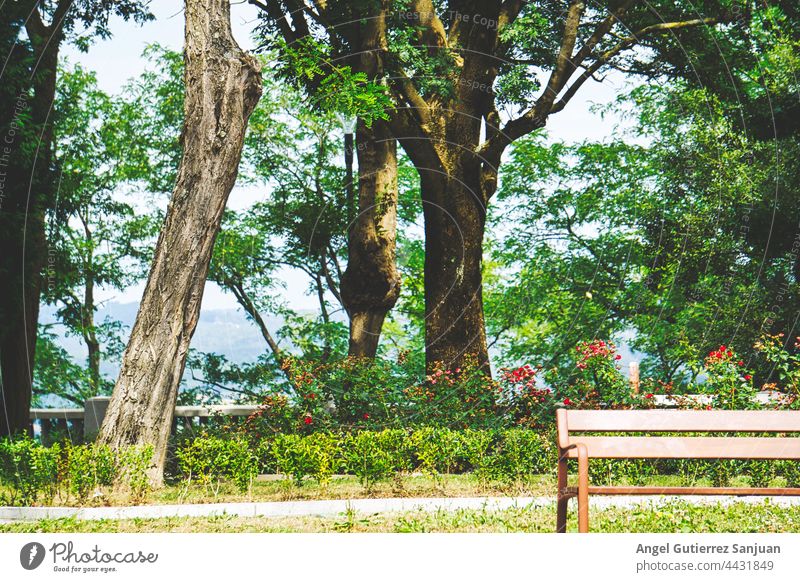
340,119 -> 401,357
419,161 -> 490,375
97,0 -> 262,484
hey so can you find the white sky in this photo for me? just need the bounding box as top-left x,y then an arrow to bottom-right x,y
62,0 -> 632,312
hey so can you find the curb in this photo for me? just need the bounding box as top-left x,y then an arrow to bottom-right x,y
0,494 -> 793,523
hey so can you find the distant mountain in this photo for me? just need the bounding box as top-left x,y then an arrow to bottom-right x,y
40,302 -> 289,381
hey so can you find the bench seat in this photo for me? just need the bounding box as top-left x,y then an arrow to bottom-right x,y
555,408 -> 800,533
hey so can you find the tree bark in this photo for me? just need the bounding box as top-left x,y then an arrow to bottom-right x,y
339,7 -> 400,359
0,16 -> 59,437
419,160 -> 490,374
97,0 -> 262,484
340,120 -> 401,358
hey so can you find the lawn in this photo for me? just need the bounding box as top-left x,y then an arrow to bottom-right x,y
2,500 -> 799,533
1,471 -> 774,507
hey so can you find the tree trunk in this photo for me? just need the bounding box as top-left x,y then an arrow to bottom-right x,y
97,0 -> 261,484
340,120 -> 401,357
419,162 -> 490,375
0,20 -> 59,437
339,9 -> 400,358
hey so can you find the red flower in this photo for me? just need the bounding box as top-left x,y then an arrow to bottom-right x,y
706,405 -> 713,410
563,398 -> 573,406
303,416 -> 313,425
615,354 -> 622,360
737,361 -> 744,366
645,393 -> 653,399
744,374 -> 752,381
362,413 -> 370,420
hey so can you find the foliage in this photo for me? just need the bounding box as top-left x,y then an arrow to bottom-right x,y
117,445 -> 153,503
0,436 -> 60,505
0,437 -> 151,506
756,334 -> 800,397
340,431 -> 405,490
697,345 -> 759,409
175,437 -> 257,494
270,433 -> 337,486
66,442 -> 117,502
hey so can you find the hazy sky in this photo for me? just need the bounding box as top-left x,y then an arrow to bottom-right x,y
62,0 -> 633,312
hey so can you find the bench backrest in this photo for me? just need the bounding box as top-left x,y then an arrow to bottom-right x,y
557,409 -> 800,460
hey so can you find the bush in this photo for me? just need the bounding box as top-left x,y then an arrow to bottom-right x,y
175,437 -> 257,493
67,443 -> 117,502
271,433 -> 337,486
460,429 -> 498,481
341,432 -> 397,490
0,436 -> 60,505
118,445 -> 153,503
491,429 -> 551,482
781,460 -> 800,487
410,427 -> 463,476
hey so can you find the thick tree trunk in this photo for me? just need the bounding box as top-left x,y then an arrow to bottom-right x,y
0,22 -> 58,437
97,0 -> 261,484
340,120 -> 401,357
420,163 -> 490,375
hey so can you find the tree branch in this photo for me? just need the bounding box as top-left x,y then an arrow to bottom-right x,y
550,17 -> 719,114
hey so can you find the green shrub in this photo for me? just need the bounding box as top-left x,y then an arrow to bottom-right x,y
255,439 -> 277,474
176,437 -> 257,493
373,429 -> 414,473
746,460 -> 774,488
341,432 -> 396,490
491,429 -> 551,482
118,445 -> 153,503
460,429 -> 498,481
0,436 -> 60,506
624,459 -> 657,486
67,443 -> 117,502
410,427 -> 463,476
781,460 -> 800,487
272,433 -> 337,486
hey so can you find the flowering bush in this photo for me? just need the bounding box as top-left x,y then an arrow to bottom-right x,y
546,340 -> 631,408
404,356 -> 505,429
700,344 -> 758,409
497,364 -> 555,427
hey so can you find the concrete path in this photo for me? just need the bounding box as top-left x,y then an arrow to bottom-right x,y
1,494 -> 797,523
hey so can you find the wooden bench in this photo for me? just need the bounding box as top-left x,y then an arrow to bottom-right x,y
556,409 -> 800,533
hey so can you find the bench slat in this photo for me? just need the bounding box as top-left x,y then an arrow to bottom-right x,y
563,486 -> 800,496
566,436 -> 800,459
563,410 -> 800,432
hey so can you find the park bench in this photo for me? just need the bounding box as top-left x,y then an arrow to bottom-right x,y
555,408 -> 800,533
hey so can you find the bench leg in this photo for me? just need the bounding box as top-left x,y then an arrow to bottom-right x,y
556,457 -> 568,533
577,444 -> 589,533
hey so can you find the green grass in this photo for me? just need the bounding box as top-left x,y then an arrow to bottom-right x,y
1,470 -> 776,507
2,500 -> 799,533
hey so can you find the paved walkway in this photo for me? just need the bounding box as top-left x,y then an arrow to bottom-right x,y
1,494 -> 797,523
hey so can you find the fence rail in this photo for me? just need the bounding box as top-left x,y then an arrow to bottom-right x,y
28,398 -> 260,441
27,391 -> 788,442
